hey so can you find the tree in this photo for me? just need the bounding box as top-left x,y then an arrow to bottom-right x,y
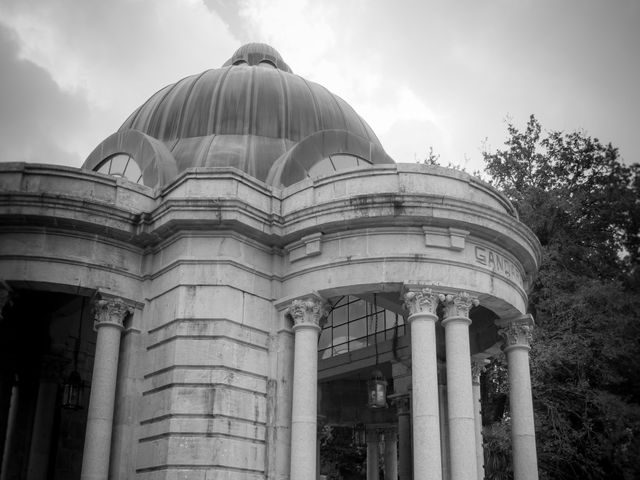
481,116 -> 640,480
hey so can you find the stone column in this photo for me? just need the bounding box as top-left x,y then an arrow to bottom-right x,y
437,365 -> 450,480
403,287 -> 442,480
317,416 -> 326,480
499,315 -> 539,480
366,428 -> 379,480
0,287 -> 12,475
0,376 -> 18,480
287,296 -> 327,480
384,426 -> 398,480
471,359 -> 488,480
81,297 -> 132,480
26,356 -> 64,480
442,292 -> 479,480
393,395 -> 411,480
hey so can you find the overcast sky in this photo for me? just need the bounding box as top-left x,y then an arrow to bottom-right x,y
0,0 -> 638,174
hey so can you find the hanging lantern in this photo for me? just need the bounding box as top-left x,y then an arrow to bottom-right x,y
367,369 -> 388,409
62,370 -> 84,410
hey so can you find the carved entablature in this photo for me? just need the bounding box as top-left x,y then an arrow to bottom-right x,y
93,297 -> 133,330
286,296 -> 329,329
498,314 -> 535,349
441,292 -> 480,319
403,288 -> 440,317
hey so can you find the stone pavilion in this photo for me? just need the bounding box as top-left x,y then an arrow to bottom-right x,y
0,43 -> 541,480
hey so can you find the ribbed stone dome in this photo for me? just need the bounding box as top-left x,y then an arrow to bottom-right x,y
85,44 -> 393,188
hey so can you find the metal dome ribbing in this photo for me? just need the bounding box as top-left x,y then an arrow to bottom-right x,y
86,44 -> 393,187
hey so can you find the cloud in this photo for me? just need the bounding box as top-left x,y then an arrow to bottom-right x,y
0,0 -> 239,163
0,24 -> 92,166
237,0 -> 450,163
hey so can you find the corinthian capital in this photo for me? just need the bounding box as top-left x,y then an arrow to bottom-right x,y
93,297 -> 133,330
403,288 -> 440,317
286,296 -> 328,328
498,314 -> 535,349
441,291 -> 479,319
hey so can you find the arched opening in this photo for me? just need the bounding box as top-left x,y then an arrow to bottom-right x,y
0,288 -> 97,479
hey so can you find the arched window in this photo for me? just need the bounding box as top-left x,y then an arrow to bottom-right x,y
94,153 -> 143,184
258,60 -> 276,68
308,154 -> 372,179
319,296 -> 406,359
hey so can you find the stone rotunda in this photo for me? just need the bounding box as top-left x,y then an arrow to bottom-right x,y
0,43 -> 541,480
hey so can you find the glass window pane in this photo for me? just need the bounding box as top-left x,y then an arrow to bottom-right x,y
108,154 -> 129,175
332,305 -> 348,326
349,317 -> 366,340
123,157 -> 142,183
333,323 -> 348,344
330,154 -> 360,169
349,337 -> 366,352
96,159 -> 111,174
385,310 -> 397,330
367,312 -> 383,335
349,299 -> 366,321
319,329 -> 331,349
309,158 -> 336,177
333,296 -> 349,308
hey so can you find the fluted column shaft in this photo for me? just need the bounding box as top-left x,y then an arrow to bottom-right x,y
442,292 -> 478,480
500,317 -> 539,480
404,288 -> 442,480
81,298 -> 131,480
287,296 -> 327,480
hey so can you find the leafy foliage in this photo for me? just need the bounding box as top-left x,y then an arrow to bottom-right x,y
482,116 -> 640,480
319,425 -> 366,479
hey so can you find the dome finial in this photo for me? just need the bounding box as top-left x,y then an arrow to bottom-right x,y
223,43 -> 292,73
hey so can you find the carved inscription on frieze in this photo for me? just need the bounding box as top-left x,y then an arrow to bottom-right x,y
472,245 -> 523,287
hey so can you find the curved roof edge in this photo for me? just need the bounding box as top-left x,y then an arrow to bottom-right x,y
83,129 -> 178,189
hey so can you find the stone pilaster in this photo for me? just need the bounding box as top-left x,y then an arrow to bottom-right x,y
81,296 -> 132,480
287,295 -> 328,480
403,287 -> 442,480
498,315 -> 538,480
442,292 -> 479,480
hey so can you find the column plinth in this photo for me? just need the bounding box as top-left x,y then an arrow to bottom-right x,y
287,296 -> 327,480
442,292 -> 479,480
499,316 -> 539,480
404,287 -> 442,480
81,297 -> 132,480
